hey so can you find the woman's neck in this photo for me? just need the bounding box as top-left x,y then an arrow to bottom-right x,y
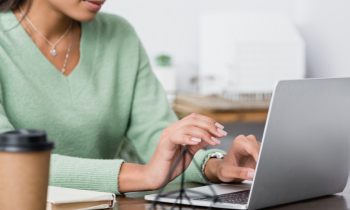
16,0 -> 73,40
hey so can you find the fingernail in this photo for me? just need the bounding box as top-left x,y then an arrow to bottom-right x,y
215,122 -> 224,129
191,137 -> 201,142
211,136 -> 221,144
247,172 -> 255,179
217,128 -> 227,136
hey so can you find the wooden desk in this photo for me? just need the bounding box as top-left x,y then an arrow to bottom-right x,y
173,94 -> 269,124
114,177 -> 350,210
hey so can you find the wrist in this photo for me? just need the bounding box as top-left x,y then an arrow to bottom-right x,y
204,158 -> 222,183
118,163 -> 147,193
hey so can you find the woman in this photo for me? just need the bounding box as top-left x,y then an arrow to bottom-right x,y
0,0 -> 260,193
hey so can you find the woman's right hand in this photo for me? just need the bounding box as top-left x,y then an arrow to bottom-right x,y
118,113 -> 227,193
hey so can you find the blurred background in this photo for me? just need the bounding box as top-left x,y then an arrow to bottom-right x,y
102,0 -> 350,155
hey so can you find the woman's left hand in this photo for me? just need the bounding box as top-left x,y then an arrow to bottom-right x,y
204,135 -> 261,183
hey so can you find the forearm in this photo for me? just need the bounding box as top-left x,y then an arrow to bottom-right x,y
170,149 -> 226,184
119,151 -> 226,192
204,158 -> 221,183
118,163 -> 148,193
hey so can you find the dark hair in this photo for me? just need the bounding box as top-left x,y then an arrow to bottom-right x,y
0,0 -> 31,13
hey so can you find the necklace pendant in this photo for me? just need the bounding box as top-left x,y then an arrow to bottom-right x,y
50,49 -> 57,56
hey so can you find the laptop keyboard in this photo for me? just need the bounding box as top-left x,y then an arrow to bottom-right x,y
194,190 -> 250,204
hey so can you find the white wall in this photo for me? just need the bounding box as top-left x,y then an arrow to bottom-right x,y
294,0 -> 350,78
101,0 -> 295,92
101,0 -> 350,91
102,0 -> 294,65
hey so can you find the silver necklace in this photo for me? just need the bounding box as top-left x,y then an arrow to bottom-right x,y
19,8 -> 74,74
19,6 -> 72,57
19,13 -> 34,41
61,27 -> 74,74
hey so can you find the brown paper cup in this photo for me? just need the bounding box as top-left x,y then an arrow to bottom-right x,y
0,130 -> 54,210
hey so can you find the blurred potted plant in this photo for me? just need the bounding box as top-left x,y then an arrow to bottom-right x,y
156,55 -> 172,67
153,54 -> 176,104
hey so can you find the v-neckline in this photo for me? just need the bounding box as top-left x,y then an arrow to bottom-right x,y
6,10 -> 97,100
9,10 -> 85,79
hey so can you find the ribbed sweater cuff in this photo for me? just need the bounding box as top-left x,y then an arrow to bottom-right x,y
49,154 -> 124,194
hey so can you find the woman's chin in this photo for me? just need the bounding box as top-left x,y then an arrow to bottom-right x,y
77,14 -> 98,22
70,12 -> 98,22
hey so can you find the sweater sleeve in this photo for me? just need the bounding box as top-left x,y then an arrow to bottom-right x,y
0,104 -> 15,133
125,39 -> 226,185
49,154 -> 124,194
0,92 -> 125,194
0,87 -> 15,133
0,106 -> 14,133
124,39 -> 178,164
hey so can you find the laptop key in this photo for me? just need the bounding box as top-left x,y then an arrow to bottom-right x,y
194,190 -> 250,204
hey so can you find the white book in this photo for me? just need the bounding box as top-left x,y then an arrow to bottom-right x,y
47,186 -> 116,210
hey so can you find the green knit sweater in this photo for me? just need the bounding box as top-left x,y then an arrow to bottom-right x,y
0,10 -> 224,194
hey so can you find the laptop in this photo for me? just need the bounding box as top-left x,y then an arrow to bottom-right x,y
145,78 -> 350,209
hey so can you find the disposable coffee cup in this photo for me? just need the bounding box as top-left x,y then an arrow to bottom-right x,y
0,129 -> 54,210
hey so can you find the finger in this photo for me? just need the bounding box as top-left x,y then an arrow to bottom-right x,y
219,165 -> 255,182
177,125 -> 220,146
246,142 -> 260,162
184,113 -> 225,129
165,133 -> 210,153
233,135 -> 260,162
166,113 -> 226,138
246,135 -> 257,143
169,135 -> 203,146
163,134 -> 204,151
169,115 -> 227,138
185,117 -> 227,138
246,135 -> 261,147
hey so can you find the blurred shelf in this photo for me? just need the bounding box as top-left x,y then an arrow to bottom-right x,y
172,94 -> 270,123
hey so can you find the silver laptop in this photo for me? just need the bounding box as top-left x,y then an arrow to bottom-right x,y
145,78 -> 350,209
